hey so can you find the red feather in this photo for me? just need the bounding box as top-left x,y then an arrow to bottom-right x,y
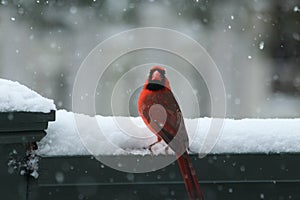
138,66 -> 204,200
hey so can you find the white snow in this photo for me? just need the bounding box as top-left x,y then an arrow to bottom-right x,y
37,109 -> 300,156
37,110 -> 157,156
202,118 -> 300,154
37,110 -> 90,156
26,154 -> 39,179
0,79 -> 56,113
259,41 -> 264,50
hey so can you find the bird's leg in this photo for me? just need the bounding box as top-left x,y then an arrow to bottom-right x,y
147,136 -> 163,156
148,141 -> 158,156
149,139 -> 171,156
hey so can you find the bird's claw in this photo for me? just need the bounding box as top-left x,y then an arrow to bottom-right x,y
148,140 -> 171,156
148,146 -> 154,156
148,140 -> 160,156
164,145 -> 169,155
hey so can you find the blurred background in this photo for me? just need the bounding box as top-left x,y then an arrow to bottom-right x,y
0,0 -> 299,118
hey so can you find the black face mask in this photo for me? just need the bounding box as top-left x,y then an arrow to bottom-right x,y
146,82 -> 165,91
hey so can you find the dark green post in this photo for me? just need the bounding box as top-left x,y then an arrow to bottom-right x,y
0,111 -> 55,200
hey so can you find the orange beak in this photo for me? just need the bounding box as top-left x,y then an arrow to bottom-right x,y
151,70 -> 162,81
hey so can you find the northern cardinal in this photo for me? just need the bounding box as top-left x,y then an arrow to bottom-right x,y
138,66 -> 204,200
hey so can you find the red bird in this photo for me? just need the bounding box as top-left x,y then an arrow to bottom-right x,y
138,66 -> 204,200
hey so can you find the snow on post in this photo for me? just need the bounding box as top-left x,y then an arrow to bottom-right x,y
0,79 -> 56,113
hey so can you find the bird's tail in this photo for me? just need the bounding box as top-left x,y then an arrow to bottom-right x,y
176,151 -> 204,200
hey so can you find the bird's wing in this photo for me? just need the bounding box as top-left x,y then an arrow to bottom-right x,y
151,90 -> 189,152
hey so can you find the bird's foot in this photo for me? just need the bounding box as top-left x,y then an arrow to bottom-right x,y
148,140 -> 172,156
148,140 -> 160,156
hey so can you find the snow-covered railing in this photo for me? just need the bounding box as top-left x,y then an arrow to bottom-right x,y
1,78 -> 300,200
38,110 -> 300,156
33,110 -> 300,199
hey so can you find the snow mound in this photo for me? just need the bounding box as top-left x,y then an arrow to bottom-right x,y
0,79 -> 55,113
37,110 -> 89,156
37,109 -> 300,156
37,110 -> 158,156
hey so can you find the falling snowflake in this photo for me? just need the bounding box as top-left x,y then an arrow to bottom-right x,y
259,41 -> 265,50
